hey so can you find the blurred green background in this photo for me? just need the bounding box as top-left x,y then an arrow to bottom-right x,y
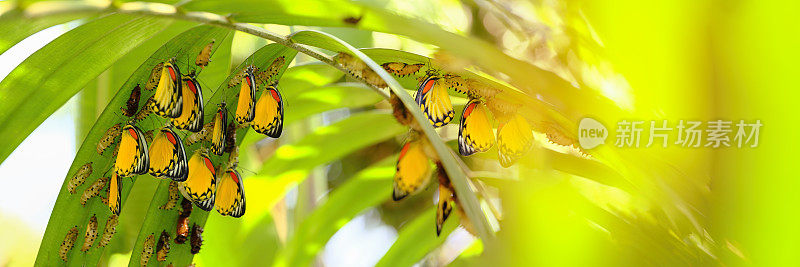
1,0 -> 798,266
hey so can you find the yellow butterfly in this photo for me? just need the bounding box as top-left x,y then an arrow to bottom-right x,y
213,167 -> 246,217
148,126 -> 188,181
179,150 -> 217,211
436,181 -> 454,236
151,59 -> 183,118
210,103 -> 228,155
415,74 -> 454,127
458,99 -> 496,156
108,173 -> 122,215
251,85 -> 283,138
115,124 -> 149,177
170,75 -> 204,132
393,138 -> 433,201
235,66 -> 257,124
497,114 -> 534,167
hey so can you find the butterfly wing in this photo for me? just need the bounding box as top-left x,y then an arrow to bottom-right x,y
458,99 -> 496,156
436,183 -> 454,236
152,61 -> 183,118
171,76 -> 204,132
497,114 -> 533,167
251,86 -> 283,138
149,127 -> 188,181
115,125 -> 149,177
108,173 -> 122,215
210,104 -> 227,155
415,76 -> 454,127
215,168 -> 246,217
235,70 -> 256,124
392,140 -> 432,200
179,151 -> 216,211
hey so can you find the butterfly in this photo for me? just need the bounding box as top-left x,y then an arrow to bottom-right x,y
115,124 -> 149,177
108,173 -> 122,215
458,99 -> 496,156
436,171 -> 454,236
213,167 -> 246,217
170,74 -> 204,132
148,126 -> 188,181
393,138 -> 433,201
179,149 -> 217,211
195,41 -> 214,68
150,59 -> 183,118
121,84 -> 141,117
497,114 -> 534,167
210,103 -> 227,155
251,85 -> 283,138
415,74 -> 454,127
234,66 -> 257,124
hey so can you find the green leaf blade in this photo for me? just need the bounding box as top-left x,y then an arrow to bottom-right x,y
0,14 -> 173,164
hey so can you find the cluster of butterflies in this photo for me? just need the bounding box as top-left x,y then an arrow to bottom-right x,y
106,51 -> 287,217
370,59 -> 534,236
62,41 -> 289,262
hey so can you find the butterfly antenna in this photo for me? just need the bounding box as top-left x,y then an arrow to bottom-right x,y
237,166 -> 257,175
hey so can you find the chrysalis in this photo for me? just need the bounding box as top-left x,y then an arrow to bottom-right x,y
159,181 -> 181,210
156,230 -> 171,262
67,162 -> 93,194
382,62 -> 424,77
97,124 -> 122,155
141,233 -> 155,267
145,62 -> 164,91
80,215 -> 98,252
174,198 -> 192,244
59,226 -> 79,261
121,84 -> 142,117
185,121 -> 214,146
80,177 -> 108,206
98,215 -> 119,247
133,97 -> 155,122
195,41 -> 214,68
190,223 -> 204,254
